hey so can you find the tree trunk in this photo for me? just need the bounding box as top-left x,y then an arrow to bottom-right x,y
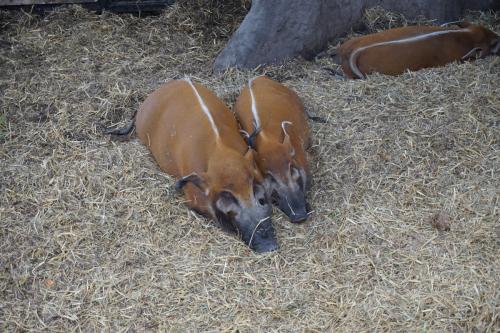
213,0 -> 499,72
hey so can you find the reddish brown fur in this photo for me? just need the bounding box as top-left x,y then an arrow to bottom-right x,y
234,76 -> 311,222
136,79 -> 262,218
338,23 -> 500,79
234,76 -> 310,183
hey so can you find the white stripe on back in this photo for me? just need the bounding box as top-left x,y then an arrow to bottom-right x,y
184,78 -> 220,137
248,78 -> 261,129
349,28 -> 470,79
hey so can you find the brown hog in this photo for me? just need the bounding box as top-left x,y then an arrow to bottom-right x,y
338,22 -> 500,79
234,76 -> 311,223
110,79 -> 278,253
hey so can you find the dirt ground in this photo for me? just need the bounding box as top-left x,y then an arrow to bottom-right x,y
0,4 -> 499,332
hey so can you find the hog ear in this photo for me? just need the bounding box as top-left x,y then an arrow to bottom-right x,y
246,122 -> 261,149
281,121 -> 296,157
456,21 -> 471,28
213,190 -> 239,233
440,20 -> 469,28
215,190 -> 239,214
175,172 -> 209,194
281,121 -> 292,140
244,148 -> 264,183
492,38 -> 500,55
461,47 -> 482,60
244,147 -> 256,163
252,165 -> 264,184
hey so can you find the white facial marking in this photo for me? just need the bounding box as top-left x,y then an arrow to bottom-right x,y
461,47 -> 482,60
184,78 -> 220,137
248,216 -> 270,247
286,195 -> 296,216
281,121 -> 292,136
349,28 -> 471,79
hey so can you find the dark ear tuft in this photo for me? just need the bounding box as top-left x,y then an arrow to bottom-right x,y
175,173 -> 205,192
241,121 -> 260,148
247,126 -> 260,148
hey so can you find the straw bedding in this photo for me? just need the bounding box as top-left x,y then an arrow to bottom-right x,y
1,3 -> 499,332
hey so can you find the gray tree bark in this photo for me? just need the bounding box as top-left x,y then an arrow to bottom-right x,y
213,0 -> 499,71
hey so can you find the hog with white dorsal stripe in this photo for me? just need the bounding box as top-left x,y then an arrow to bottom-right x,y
338,22 -> 500,79
234,76 -> 311,223
108,79 -> 278,253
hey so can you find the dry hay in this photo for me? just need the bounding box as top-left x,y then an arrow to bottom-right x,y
362,5 -> 500,33
1,4 -> 499,332
324,7 -> 500,60
172,0 -> 250,40
362,6 -> 437,33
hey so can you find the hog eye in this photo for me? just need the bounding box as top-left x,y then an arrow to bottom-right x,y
253,183 -> 267,206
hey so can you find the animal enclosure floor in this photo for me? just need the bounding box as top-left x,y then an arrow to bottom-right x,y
1,5 -> 499,332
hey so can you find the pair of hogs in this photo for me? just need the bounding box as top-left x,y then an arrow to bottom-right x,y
108,76 -> 310,253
